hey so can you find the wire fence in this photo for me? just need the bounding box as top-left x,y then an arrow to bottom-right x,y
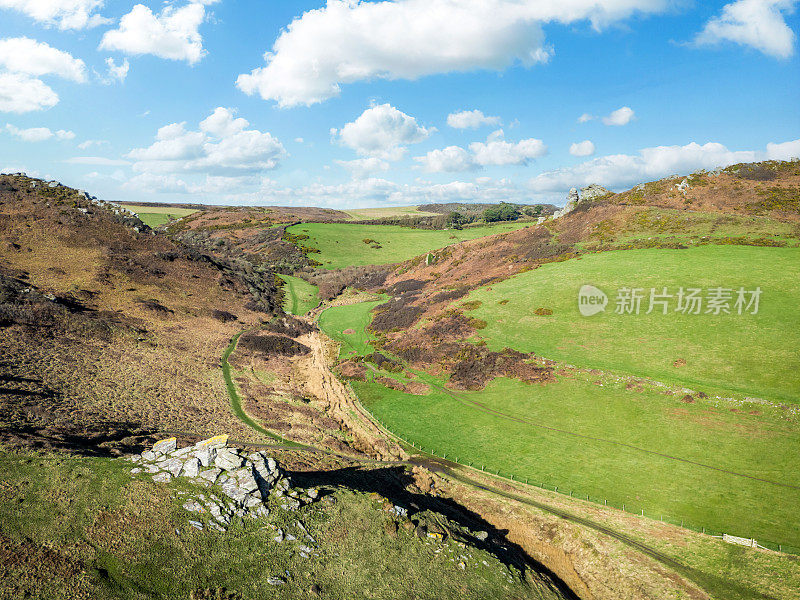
346,382 -> 800,556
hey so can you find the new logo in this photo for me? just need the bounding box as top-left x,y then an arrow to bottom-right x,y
578,284 -> 607,317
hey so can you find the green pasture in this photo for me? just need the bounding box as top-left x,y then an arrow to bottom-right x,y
278,274 -> 319,315
318,298 -> 386,357
464,246 -> 800,403
286,222 -> 531,269
353,374 -> 800,548
343,205 -> 440,220
120,204 -> 198,228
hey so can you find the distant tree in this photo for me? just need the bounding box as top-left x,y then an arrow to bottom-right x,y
523,205 -> 543,217
446,211 -> 467,229
483,202 -> 521,222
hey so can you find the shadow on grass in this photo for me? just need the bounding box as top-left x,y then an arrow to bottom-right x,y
289,464 -> 581,600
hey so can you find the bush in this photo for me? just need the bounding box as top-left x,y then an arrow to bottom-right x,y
238,333 -> 310,356
483,202 -> 521,223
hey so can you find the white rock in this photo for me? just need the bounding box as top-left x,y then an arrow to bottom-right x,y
164,458 -> 184,477
183,500 -> 205,513
194,448 -> 216,467
131,468 -> 142,475
183,458 -> 201,478
244,496 -> 262,509
141,450 -> 156,462
152,437 -> 177,455
215,449 -> 244,471
152,472 -> 172,483
189,520 -> 204,531
198,468 -> 221,484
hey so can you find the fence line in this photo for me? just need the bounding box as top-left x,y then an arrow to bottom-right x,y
345,382 -> 799,556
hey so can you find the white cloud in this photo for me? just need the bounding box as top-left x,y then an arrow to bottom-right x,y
64,156 -> 130,165
447,109 -> 501,129
5,123 -> 71,141
127,107 -> 286,176
469,130 -> 547,166
0,72 -> 59,113
602,106 -> 635,126
414,146 -> 476,172
104,57 -> 129,82
570,140 -> 595,156
99,2 -> 216,64
336,157 -> 390,178
0,37 -> 87,82
415,130 -> 547,172
0,0 -> 108,30
77,139 -> 109,150
578,112 -> 596,123
766,138 -> 800,159
237,0 -> 671,107
294,137 -> 304,143
332,104 -> 432,161
695,0 -> 797,59
529,139 -> 800,194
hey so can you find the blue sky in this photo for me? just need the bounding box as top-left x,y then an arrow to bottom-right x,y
0,0 -> 798,208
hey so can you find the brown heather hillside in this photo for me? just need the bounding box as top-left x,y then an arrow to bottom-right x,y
0,174 -> 285,454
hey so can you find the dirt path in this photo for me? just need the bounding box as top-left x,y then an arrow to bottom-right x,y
299,324 -> 407,462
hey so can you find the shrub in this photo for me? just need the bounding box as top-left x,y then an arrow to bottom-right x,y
238,334 -> 310,356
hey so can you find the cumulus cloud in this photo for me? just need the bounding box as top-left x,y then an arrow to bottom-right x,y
447,109 -> 502,129
126,107 -> 286,177
578,112 -> 596,123
414,146 -> 476,172
332,104 -> 432,161
5,123 -> 73,142
415,130 -> 547,172
99,2 -> 216,64
695,0 -> 797,59
0,0 -> 108,30
237,0 -> 672,107
529,139 -> 800,193
570,140 -> 595,156
0,38 -> 88,113
335,157 -> 390,178
469,130 -> 547,166
602,106 -> 635,126
0,73 -> 59,113
766,139 -> 800,159
0,37 -> 87,82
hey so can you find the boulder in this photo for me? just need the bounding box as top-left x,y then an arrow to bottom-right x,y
152,437 -> 177,455
198,468 -> 222,484
152,472 -> 172,483
215,449 -> 244,471
183,458 -> 201,478
579,183 -> 611,201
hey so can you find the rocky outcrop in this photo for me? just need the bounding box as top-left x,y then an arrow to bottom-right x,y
551,184 -> 611,220
579,184 -> 611,202
129,436 -> 321,532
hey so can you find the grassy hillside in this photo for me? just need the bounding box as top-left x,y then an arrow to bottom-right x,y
278,274 -> 319,315
286,222 -> 532,269
0,448 -> 548,600
463,246 -> 800,403
352,374 -> 800,549
344,206 -> 440,220
118,204 -> 198,228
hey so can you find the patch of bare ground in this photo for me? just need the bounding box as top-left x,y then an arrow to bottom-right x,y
420,468 -> 711,600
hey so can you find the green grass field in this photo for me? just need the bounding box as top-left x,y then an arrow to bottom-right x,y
278,274 -> 319,315
463,246 -> 800,403
343,205 -> 441,220
286,222 -> 531,269
119,204 -> 198,228
318,298 -> 385,357
353,375 -> 800,548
